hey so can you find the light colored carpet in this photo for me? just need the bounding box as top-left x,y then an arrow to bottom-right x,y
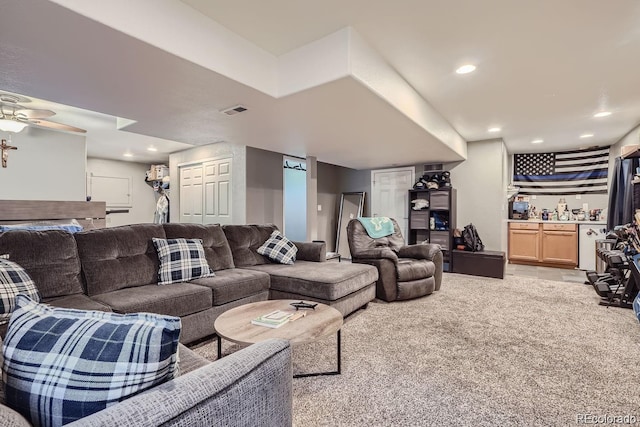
192,273 -> 640,426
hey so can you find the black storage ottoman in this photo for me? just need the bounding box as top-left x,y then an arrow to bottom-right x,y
452,249 -> 505,279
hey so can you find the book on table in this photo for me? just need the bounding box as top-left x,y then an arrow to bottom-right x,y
251,310 -> 293,329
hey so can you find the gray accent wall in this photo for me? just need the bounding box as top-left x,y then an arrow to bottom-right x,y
317,162 -> 343,251
246,147 -> 284,229
245,147 -> 369,249
339,168 -> 372,216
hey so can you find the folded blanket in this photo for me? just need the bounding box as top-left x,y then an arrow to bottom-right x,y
357,217 -> 394,238
0,219 -> 83,233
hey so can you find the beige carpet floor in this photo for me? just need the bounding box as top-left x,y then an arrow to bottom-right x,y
192,273 -> 640,426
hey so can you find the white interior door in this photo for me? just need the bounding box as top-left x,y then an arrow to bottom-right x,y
179,164 -> 203,224
203,158 -> 233,225
371,167 -> 415,239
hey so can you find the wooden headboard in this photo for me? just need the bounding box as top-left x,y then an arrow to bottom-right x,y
0,200 -> 107,229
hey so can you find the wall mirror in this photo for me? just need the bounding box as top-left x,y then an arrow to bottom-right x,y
335,192 -> 365,260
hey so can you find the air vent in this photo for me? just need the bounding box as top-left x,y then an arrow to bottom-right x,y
220,105 -> 248,116
423,163 -> 444,172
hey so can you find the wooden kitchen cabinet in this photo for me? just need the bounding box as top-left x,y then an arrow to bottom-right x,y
541,223 -> 578,265
508,222 -> 540,262
508,222 -> 577,267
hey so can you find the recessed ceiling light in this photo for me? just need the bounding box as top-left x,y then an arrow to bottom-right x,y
488,127 -> 501,133
531,139 -> 544,144
455,64 -> 476,74
147,146 -> 158,152
123,153 -> 133,157
593,111 -> 611,118
580,133 -> 594,139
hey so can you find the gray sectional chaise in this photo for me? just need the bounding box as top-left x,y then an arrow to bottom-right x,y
0,222 -> 378,426
0,222 -> 378,344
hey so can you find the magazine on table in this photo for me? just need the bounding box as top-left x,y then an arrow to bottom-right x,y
250,309 -> 306,328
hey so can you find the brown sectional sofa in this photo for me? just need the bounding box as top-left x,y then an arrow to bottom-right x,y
0,222 -> 378,344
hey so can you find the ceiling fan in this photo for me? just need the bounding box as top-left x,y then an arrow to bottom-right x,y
0,93 -> 86,133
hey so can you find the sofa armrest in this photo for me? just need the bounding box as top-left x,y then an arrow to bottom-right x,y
397,244 -> 441,261
69,339 -> 292,427
397,244 -> 443,291
293,241 -> 326,262
352,248 -> 398,262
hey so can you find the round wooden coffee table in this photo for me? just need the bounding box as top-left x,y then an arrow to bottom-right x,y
214,299 -> 343,377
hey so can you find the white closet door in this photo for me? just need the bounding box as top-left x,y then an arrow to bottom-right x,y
203,158 -> 233,225
180,164 -> 204,224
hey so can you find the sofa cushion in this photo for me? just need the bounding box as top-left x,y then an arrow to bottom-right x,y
247,261 -> 378,301
75,224 -> 166,296
152,238 -> 215,285
90,283 -> 212,317
0,258 -> 40,325
3,295 -> 180,426
163,223 -> 235,271
0,230 -> 85,299
42,293 -> 112,312
190,268 -> 270,306
396,258 -> 436,282
223,224 -> 278,267
257,230 -> 297,265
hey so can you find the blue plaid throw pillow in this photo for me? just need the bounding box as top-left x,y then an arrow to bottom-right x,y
2,295 -> 181,427
0,257 -> 40,325
257,230 -> 298,265
634,293 -> 640,323
152,238 -> 215,285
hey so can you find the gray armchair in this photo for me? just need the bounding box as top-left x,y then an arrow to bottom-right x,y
347,218 -> 442,302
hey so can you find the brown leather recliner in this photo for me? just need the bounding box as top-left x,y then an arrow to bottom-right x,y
347,218 -> 443,302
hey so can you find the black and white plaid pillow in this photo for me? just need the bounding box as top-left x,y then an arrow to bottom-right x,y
152,238 -> 215,285
3,294 -> 181,426
0,257 -> 40,325
257,230 -> 298,265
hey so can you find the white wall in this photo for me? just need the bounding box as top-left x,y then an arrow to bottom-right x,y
86,158 -> 157,227
0,127 -> 86,201
449,139 -> 507,251
169,142 -> 246,224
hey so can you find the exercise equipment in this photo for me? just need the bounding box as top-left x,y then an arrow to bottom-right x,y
586,248 -> 639,308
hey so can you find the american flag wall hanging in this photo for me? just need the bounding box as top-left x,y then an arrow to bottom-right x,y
513,146 -> 609,195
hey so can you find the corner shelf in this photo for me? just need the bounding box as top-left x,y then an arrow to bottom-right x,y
408,188 -> 457,272
621,145 -> 640,159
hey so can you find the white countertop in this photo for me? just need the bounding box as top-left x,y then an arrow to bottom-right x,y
508,219 -> 607,225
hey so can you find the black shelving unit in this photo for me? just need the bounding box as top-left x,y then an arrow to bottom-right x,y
408,188 -> 457,271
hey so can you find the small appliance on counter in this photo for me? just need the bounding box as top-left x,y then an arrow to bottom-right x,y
509,199 -> 529,220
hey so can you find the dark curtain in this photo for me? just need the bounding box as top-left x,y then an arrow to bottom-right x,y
607,157 -> 639,230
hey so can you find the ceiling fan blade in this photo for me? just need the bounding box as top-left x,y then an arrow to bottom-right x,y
28,119 -> 86,133
14,108 -> 55,119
